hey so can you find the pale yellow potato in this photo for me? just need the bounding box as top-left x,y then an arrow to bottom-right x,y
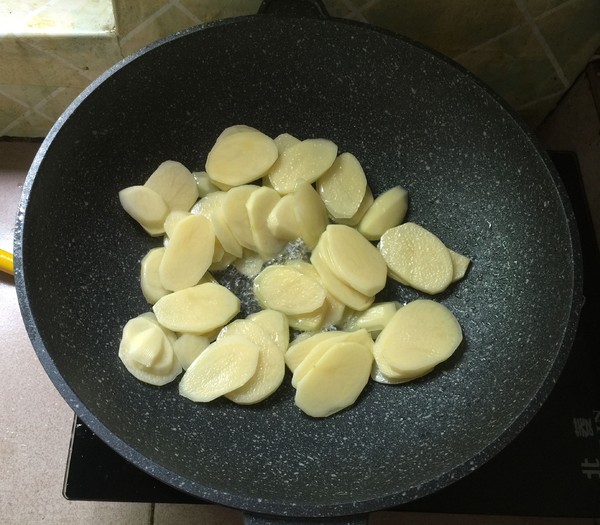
163,210 -> 191,237
371,338 -> 432,381
119,314 -> 182,386
206,130 -> 278,186
335,186 -> 374,226
358,185 -> 408,240
192,171 -> 219,197
286,305 -> 327,332
375,299 -> 462,377
324,224 -> 387,296
285,331 -> 343,372
294,341 -> 373,418
218,318 -> 285,404
267,138 -> 338,194
267,193 -> 300,242
246,186 -> 286,259
341,301 -> 401,335
119,185 -> 169,236
140,247 -> 170,304
222,185 -> 260,251
317,152 -> 367,220
246,309 -> 289,354
370,361 -> 433,385
179,335 -> 260,402
216,124 -> 259,142
159,214 -> 215,291
379,222 -> 454,295
153,282 -> 240,334
144,160 -> 199,212
273,132 -> 301,153
291,337 -> 336,387
173,333 -> 210,370
253,264 -> 327,315
449,249 -> 471,282
294,179 -> 329,249
209,251 -> 236,272
310,243 -> 374,311
232,250 -> 264,278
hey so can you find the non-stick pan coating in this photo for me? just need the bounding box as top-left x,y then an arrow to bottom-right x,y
15,14 -> 582,518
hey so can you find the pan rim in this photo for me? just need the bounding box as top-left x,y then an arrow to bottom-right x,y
13,12 -> 584,519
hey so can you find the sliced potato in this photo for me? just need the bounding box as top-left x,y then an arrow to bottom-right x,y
159,214 -> 215,291
267,138 -> 338,194
317,152 -> 367,220
119,185 -> 169,236
163,210 -> 191,238
192,170 -> 219,197
285,330 -> 343,372
310,243 -> 374,311
179,335 -> 260,402
206,130 -> 278,186
341,302 -> 401,335
246,309 -> 289,354
119,314 -> 181,386
335,186 -> 374,226
219,318 -> 285,404
358,185 -> 408,240
246,186 -> 286,259
140,247 -> 170,304
253,264 -> 326,315
293,179 -> 329,250
216,124 -> 259,141
379,222 -> 454,295
294,341 -> 372,418
144,160 -> 198,212
375,299 -> 462,377
222,185 -> 260,251
449,249 -> 471,282
267,193 -> 300,242
153,282 -> 240,334
273,132 -> 301,153
324,224 -> 387,296
173,333 -> 210,370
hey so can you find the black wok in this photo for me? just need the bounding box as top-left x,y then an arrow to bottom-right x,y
14,2 -> 583,523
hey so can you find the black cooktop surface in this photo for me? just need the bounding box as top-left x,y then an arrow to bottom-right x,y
63,151 -> 600,518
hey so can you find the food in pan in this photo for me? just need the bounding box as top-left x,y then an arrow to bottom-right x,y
118,125 -> 469,417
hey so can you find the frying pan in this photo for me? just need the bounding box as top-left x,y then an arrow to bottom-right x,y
14,1 -> 583,523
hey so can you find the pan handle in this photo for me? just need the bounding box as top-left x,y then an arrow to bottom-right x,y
258,0 -> 330,19
244,513 -> 368,525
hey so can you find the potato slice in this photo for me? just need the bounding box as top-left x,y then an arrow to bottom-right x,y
216,124 -> 259,141
159,214 -> 215,291
222,185 -> 260,251
291,329 -> 372,387
232,250 -> 264,278
246,309 -> 289,354
119,185 -> 169,236
342,301 -> 401,335
335,186 -> 374,226
370,361 -> 433,385
179,335 -> 260,402
253,264 -> 327,315
285,330 -> 343,372
449,249 -> 471,282
140,247 -> 170,304
206,130 -> 278,186
324,224 -> 387,296
192,171 -> 219,197
378,222 -> 453,295
173,333 -> 210,370
317,152 -> 367,220
267,138 -> 338,194
375,299 -> 462,377
119,314 -> 181,386
357,186 -> 408,240
153,282 -> 240,334
310,243 -> 374,311
294,341 -> 372,418
246,186 -> 286,259
164,210 -> 191,237
192,191 -> 244,258
273,132 -> 301,153
267,193 -> 300,242
293,179 -> 329,250
219,318 -> 286,404
144,160 -> 199,212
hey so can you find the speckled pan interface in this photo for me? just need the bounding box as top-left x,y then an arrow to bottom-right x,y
15,14 -> 581,519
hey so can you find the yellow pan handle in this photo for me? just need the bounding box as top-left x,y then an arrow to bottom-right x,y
0,249 -> 14,276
